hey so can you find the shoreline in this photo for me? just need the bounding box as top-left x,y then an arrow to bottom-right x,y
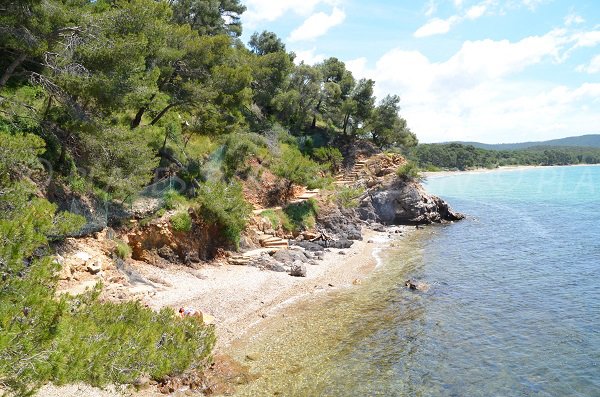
423,163 -> 600,179
36,225 -> 407,397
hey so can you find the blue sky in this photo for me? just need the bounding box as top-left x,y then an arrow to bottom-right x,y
240,0 -> 600,143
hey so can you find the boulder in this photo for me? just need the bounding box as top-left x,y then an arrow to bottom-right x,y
289,261 -> 307,277
273,249 -> 307,264
364,179 -> 464,225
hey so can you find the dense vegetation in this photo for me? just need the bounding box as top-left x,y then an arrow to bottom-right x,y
412,143 -> 600,171
0,0 -> 418,393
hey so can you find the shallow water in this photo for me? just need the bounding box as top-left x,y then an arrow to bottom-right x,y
230,165 -> 600,396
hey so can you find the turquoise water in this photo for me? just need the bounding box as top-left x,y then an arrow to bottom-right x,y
231,165 -> 600,396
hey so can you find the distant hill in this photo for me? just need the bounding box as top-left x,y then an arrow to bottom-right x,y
453,134 -> 600,150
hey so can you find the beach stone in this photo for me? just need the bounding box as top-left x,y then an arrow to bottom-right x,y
265,262 -> 287,272
273,249 -> 307,264
291,241 -> 324,252
328,238 -> 353,249
289,261 -> 307,277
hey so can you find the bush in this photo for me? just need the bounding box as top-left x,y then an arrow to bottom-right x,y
260,209 -> 280,230
312,147 -> 344,174
195,181 -> 252,248
282,199 -> 318,233
396,161 -> 423,181
171,212 -> 192,232
0,133 -> 215,395
335,186 -> 365,208
222,133 -> 269,179
272,145 -> 324,191
114,240 -> 131,259
163,189 -> 188,210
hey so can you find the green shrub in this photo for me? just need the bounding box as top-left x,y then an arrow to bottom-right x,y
312,146 -> 344,174
335,186 -> 365,208
260,209 -> 280,230
396,161 -> 423,181
114,240 -> 131,259
272,145 -> 324,191
222,133 -> 268,179
0,133 -> 215,395
195,181 -> 252,248
163,189 -> 188,210
171,212 -> 192,232
282,199 -> 318,233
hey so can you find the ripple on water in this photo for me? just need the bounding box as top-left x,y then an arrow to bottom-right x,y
229,166 -> 600,397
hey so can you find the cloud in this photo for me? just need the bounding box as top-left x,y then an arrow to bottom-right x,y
465,4 -> 487,20
346,29 -> 600,143
565,13 -> 585,26
425,0 -> 437,17
577,55 -> 600,74
243,0 -> 341,26
288,7 -> 346,42
414,16 -> 461,38
293,48 -> 326,65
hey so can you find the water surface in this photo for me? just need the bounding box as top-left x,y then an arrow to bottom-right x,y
230,165 -> 600,396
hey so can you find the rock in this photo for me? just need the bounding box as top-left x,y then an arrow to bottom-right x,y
338,251 -> 346,255
367,239 -> 374,243
353,279 -> 362,285
328,238 -> 353,249
365,179 -> 464,225
289,261 -> 307,277
157,245 -> 179,262
265,262 -> 287,272
290,240 -> 324,252
273,249 -> 307,264
86,262 -> 102,275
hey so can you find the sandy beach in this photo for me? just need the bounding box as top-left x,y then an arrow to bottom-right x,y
36,226 -> 405,397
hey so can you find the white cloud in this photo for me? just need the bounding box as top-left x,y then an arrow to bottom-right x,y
293,48 -> 326,65
565,13 -> 585,26
425,0 -> 437,17
243,0 -> 341,26
453,0 -> 464,8
414,16 -> 461,38
346,29 -> 600,143
288,7 -> 346,42
465,4 -> 487,20
577,55 -> 600,74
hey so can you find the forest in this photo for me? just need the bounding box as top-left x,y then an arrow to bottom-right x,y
0,0 -> 417,394
412,143 -> 600,171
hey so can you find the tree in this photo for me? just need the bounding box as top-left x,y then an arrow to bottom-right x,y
248,30 -> 286,55
169,0 -> 246,37
273,63 -> 322,132
369,94 -> 417,148
311,57 -> 355,129
341,78 -> 375,135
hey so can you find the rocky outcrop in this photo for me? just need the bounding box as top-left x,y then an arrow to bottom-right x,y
358,178 -> 464,225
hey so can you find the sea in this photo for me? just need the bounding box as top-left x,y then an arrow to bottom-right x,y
230,165 -> 600,397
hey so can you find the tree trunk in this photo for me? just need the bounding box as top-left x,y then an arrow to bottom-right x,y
342,113 -> 350,135
150,103 -> 176,126
0,52 -> 27,88
311,98 -> 322,129
130,93 -> 157,129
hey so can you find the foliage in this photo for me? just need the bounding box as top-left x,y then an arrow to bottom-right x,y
272,145 -> 324,190
334,186 -> 365,209
312,146 -> 344,174
194,181 -> 251,247
396,161 -> 423,181
164,189 -> 188,210
0,133 -> 214,395
221,133 -> 269,179
259,210 -> 280,230
282,199 -> 318,233
412,143 -> 600,171
171,211 -> 193,232
114,240 -> 132,259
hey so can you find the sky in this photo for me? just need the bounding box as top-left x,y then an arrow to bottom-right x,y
239,0 -> 600,143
